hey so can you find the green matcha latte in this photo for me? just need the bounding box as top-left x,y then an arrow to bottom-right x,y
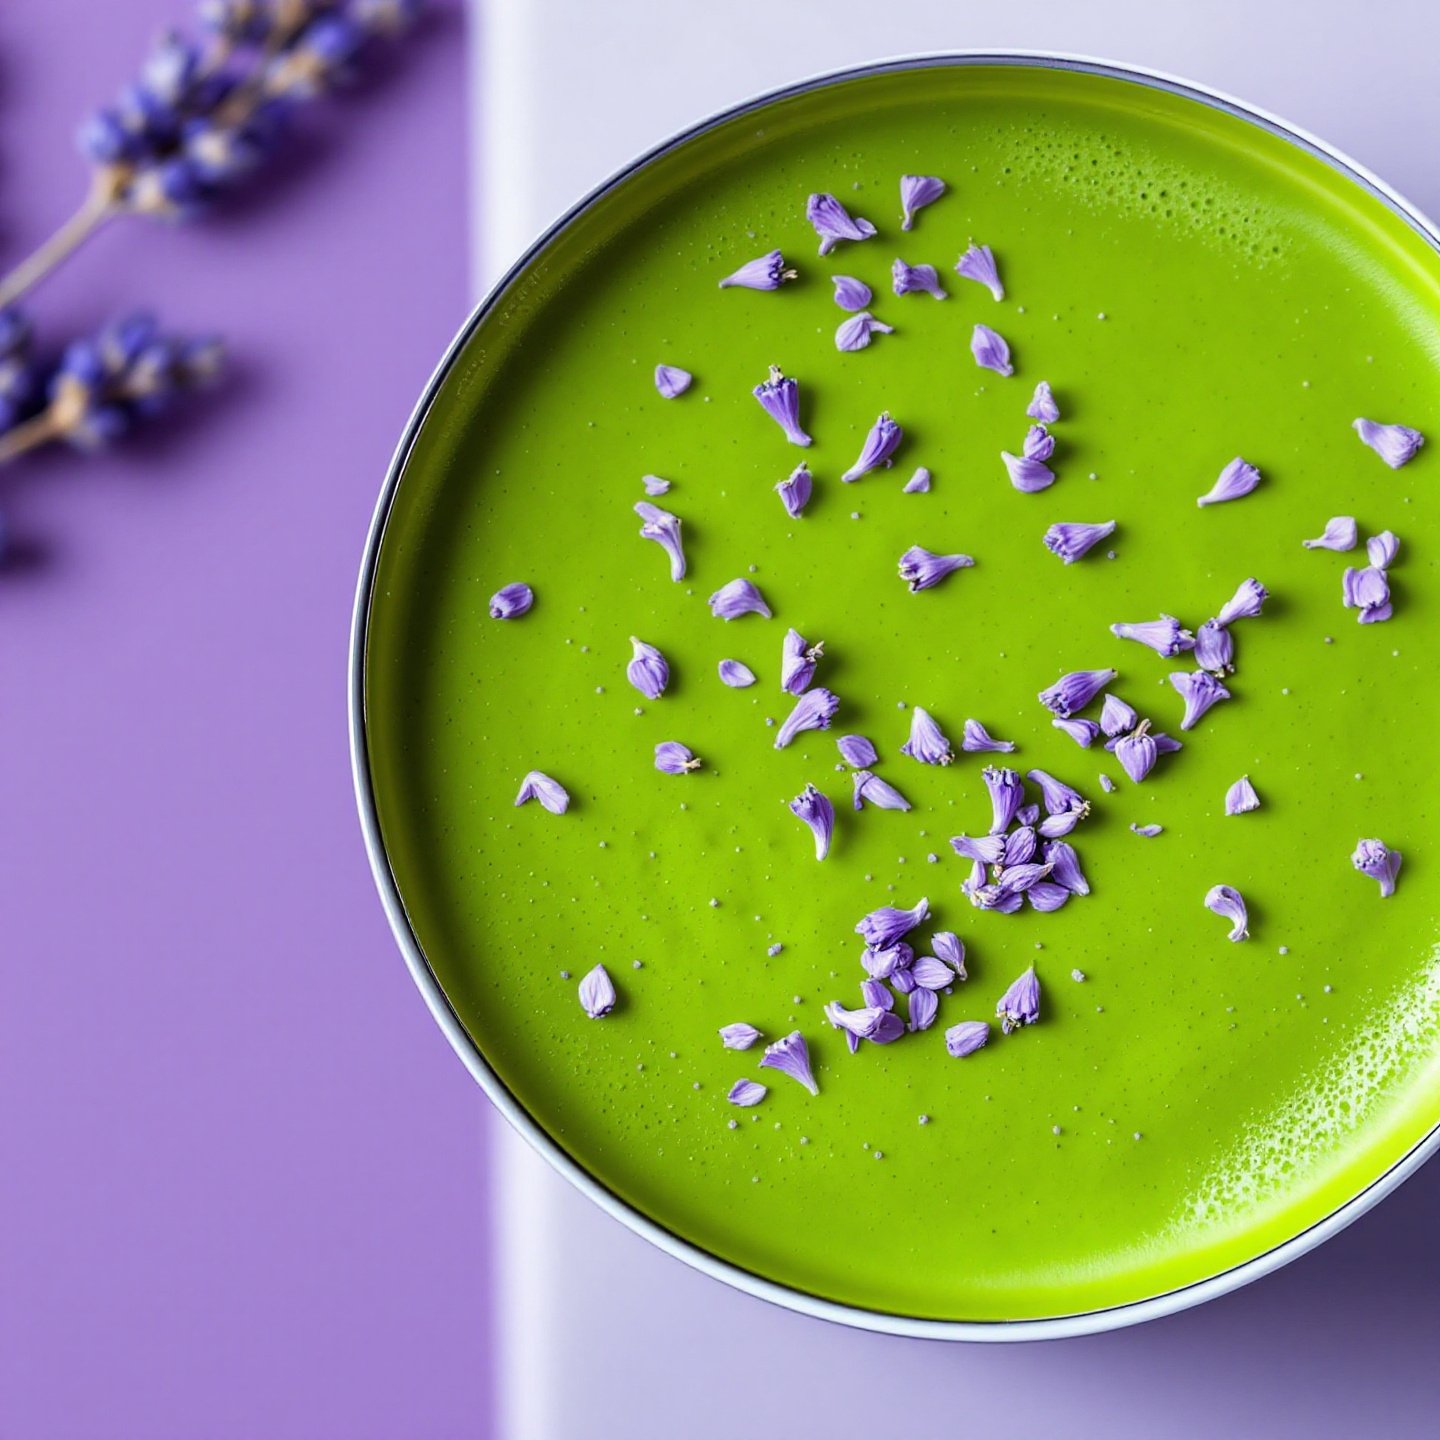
358,63 -> 1440,1322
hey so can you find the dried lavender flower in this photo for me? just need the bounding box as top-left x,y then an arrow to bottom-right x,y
832,275 -> 872,310
945,1020 -> 990,1057
728,1078 -> 767,1106
954,243 -> 1003,301
931,931 -> 966,979
996,966 -> 1040,1033
900,174 -> 945,229
996,861 -> 1053,894
1303,516 -> 1357,551
842,411 -> 903,482
759,1031 -> 819,1094
1170,671 -> 1231,730
826,1001 -> 904,1045
1353,418 -> 1424,468
653,364 -> 692,398
900,706 -> 954,765
861,942 -> 914,980
1026,881 -> 1070,913
1022,424 -> 1055,462
774,461 -> 813,518
1352,837 -> 1402,897
709,577 -> 772,620
1115,724 -> 1158,783
1193,620 -> 1234,674
1110,615 -> 1195,657
903,466 -> 931,494
806,192 -> 876,255
892,258 -> 947,299
718,659 -> 756,688
898,544 -> 974,592
907,987 -> 938,1032
855,897 -> 929,949
1216,578 -> 1268,624
719,249 -> 795,290
982,766 -> 1024,833
961,719 -> 1015,753
950,833 -> 1007,865
1053,717 -> 1101,747
1342,565 -> 1392,623
626,637 -> 669,700
1098,694 -> 1138,737
1028,768 -> 1086,816
514,770 -> 569,813
836,733 -> 878,768
835,311 -> 894,352
1002,451 -> 1055,493
1038,668 -> 1116,718
654,741 -> 700,774
1003,824 -> 1037,867
1026,381 -> 1060,423
719,1022 -> 761,1050
1225,776 -> 1260,815
1203,884 -> 1249,941
1038,805 -> 1087,839
1197,457 -> 1261,507
752,365 -> 812,446
634,500 -> 686,581
1367,530 -> 1400,568
861,978 -> 894,1012
1043,839 -> 1089,895
1044,520 -> 1115,563
780,628 -> 823,695
774,687 -> 840,748
971,323 -> 1013,376
641,474 -> 671,496
789,784 -> 835,860
578,963 -> 616,1018
489,582 -> 534,619
852,769 -> 912,812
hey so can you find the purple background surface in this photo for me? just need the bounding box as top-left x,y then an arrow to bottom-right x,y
0,4 -> 488,1437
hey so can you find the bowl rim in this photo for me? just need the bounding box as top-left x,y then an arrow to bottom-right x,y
349,49 -> 1440,1340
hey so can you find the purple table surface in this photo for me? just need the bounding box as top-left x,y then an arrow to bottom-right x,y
0,3 -> 490,1437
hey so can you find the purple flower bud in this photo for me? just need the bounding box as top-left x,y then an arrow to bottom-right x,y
908,955 -> 951,992
489,581 -> 534,619
982,766 -> 1025,834
1026,381 -> 1060,423
1193,619 -> 1234,673
835,311 -> 894,351
1352,837 -> 1401,897
971,323 -> 1013,376
653,363 -> 692,398
861,942 -> 914,980
1053,717 -> 1101,747
728,1078 -> 766,1107
892,258 -> 947,299
1016,803 -> 1041,828
853,770 -> 912,812
1002,451 -> 1055,492
654,741 -> 700,774
1367,530 -> 1400,568
832,275 -> 872,310
709,577 -> 772,620
996,966 -> 1041,1033
961,718 -> 1014,753
626,637 -> 669,699
1098,694 -> 1137,737
78,107 -> 138,165
718,659 -> 756,688
806,192 -> 877,255
1170,671 -> 1231,730
1216,578 -> 1268,624
1225,776 -> 1260,815
753,365 -> 812,446
1353,417 -> 1424,468
903,466 -> 932,493
932,932 -> 966,979
1099,774 -> 1116,794
759,1031 -> 819,1094
1043,839 -> 1089,895
970,882 -> 1023,913
945,1020 -> 990,1058
1302,516 -> 1357,551
634,501 -> 686,580
955,243 -> 1004,301
1002,826 -> 1037,867
836,733 -> 877,768
788,783 -> 835,860
1110,615 -> 1195,657
1197,457 -> 1261,507
855,897 -> 929,950
1115,725 -> 1158,783
1038,668 -> 1116,718
780,628 -> 822,694
998,861 -> 1051,897
774,462 -> 813,518
861,978 -> 894,1012
900,706 -> 954,765
900,174 -> 946,229
1153,733 -> 1183,754
907,987 -> 939,1032
719,1022 -> 761,1050
826,1001 -> 904,1045
1027,881 -> 1070,912
719,249 -> 795,290
1044,520 -> 1115,562
1027,768 -> 1086,816
951,833 -> 1006,865
842,412 -> 903,482
889,965 -> 917,996
1204,884 -> 1249,941
1038,804 -> 1087,839
898,545 -> 974,592
514,770 -> 569,813
775,686 -> 840,748
578,963 -> 616,1018
1342,564 -> 1388,610
1022,424 -> 1055,462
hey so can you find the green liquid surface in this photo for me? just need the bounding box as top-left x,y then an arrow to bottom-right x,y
363,64 -> 1440,1321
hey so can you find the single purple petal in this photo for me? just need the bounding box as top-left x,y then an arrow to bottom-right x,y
654,364 -> 692,399
759,1030 -> 819,1094
971,323 -> 1014,376
898,544 -> 974,592
1170,671 -> 1232,731
1358,599 -> 1393,625
899,969 -> 923,999
855,897 -> 929,949
835,311 -> 895,351
788,783 -> 835,861
1098,694 -> 1138,738
1153,733 -> 1183,754
961,718 -> 1015,753
753,365 -> 812,446
1053,716 -> 1101,748
860,978 -> 894,1012
1002,826 -> 1037,867
945,1020 -> 990,1057
1022,424 -> 1055,462
1115,726 -> 1158,783
774,462 -> 813,518
1038,804 -> 1088,839
955,243 -> 1003,301
719,249 -> 795,290
1026,881 -> 1070,912
996,966 -> 1041,1033
709,577 -> 772,620
1110,615 -> 1195,657
1043,839 -> 1089,895
718,658 -> 756,688
1027,768 -> 1086,816
861,942 -> 914,980
842,411 -> 903,482
578,963 -> 617,1018
728,1078 -> 767,1106
837,733 -> 878,768
1193,619 -> 1234,674
1225,776 -> 1260,815
1367,530 -> 1400,568
1352,837 -> 1402,897
720,1022 -> 761,1050
900,706 -> 954,765
489,582 -> 534,619
1302,516 -> 1357,551
1354,417 -> 1424,469
634,500 -> 686,581
780,627 -> 823,694
626,637 -> 669,700
1204,884 -> 1249,942
1044,520 -> 1114,563
910,956 -> 953,992
982,766 -> 1025,833
950,833 -> 1006,865
1038,668 -> 1116,718
892,258 -> 947,299
806,192 -> 877,256
900,174 -> 946,230
642,473 -> 671,496
514,770 -> 570,813
931,932 -> 966,979
1002,451 -> 1055,492
1216,578 -> 1268,624
832,275 -> 872,311
907,986 -> 938,1032
852,769 -> 912,812
1026,381 -> 1060,423
774,687 -> 840,748
1099,774 -> 1117,794
1197,457 -> 1261,507
903,466 -> 932,494
1131,823 -> 1163,837
654,740 -> 701,774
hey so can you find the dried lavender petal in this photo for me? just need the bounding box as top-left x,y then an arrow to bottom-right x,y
1367,530 -> 1400,568
900,706 -> 954,765
1026,381 -> 1060,423
774,461 -> 813,519
996,966 -> 1040,1033
1026,881 -> 1070,912
1002,451 -> 1055,493
753,365 -> 812,446
898,545 -> 974,591
1302,516 -> 1357,551
1197,457 -> 1261,507
626,637 -> 669,700
837,733 -> 878,768
1002,826 -> 1037,867
1098,694 -> 1138,737
855,897 -> 929,949
1131,823 -> 1163,837
1193,620 -> 1234,674
892,258 -> 947,299
945,1019 -> 990,1057
1353,837 -> 1402,897
853,769 -> 912,812
1053,716 -> 1102,748
1038,668 -> 1116,718
789,783 -> 835,860
971,323 -> 1014,376
718,658 -> 756,688
759,1031 -> 819,1094
861,942 -> 914,980
1043,839 -> 1089,895
955,243 -> 1004,301
1115,726 -> 1158,783
861,978 -> 894,1012
950,833 -> 1007,865
728,1078 -> 767,1106
720,1022 -> 762,1050
835,311 -> 895,352
961,718 -> 1015,753
1216,578 -> 1268,624
1110,615 -> 1195,657
1027,768 -> 1085,816
634,500 -> 686,581
719,249 -> 795,290
489,582 -> 534,619
775,687 -> 840,748
654,364 -> 692,399
982,766 -> 1025,833
1225,775 -> 1260,815
832,275 -> 872,311
578,963 -> 616,1018
1044,520 -> 1115,563
780,628 -> 823,695
1170,671 -> 1231,730
514,770 -> 570,813
842,412 -> 903,482
1204,884 -> 1249,941
931,932 -> 966,979
709,577 -> 772,620
1353,417 -> 1424,469
806,192 -> 877,255
642,474 -> 671,496
903,466 -> 932,494
654,741 -> 700,774
907,987 -> 939,1032
900,174 -> 946,229
1022,424 -> 1055,462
